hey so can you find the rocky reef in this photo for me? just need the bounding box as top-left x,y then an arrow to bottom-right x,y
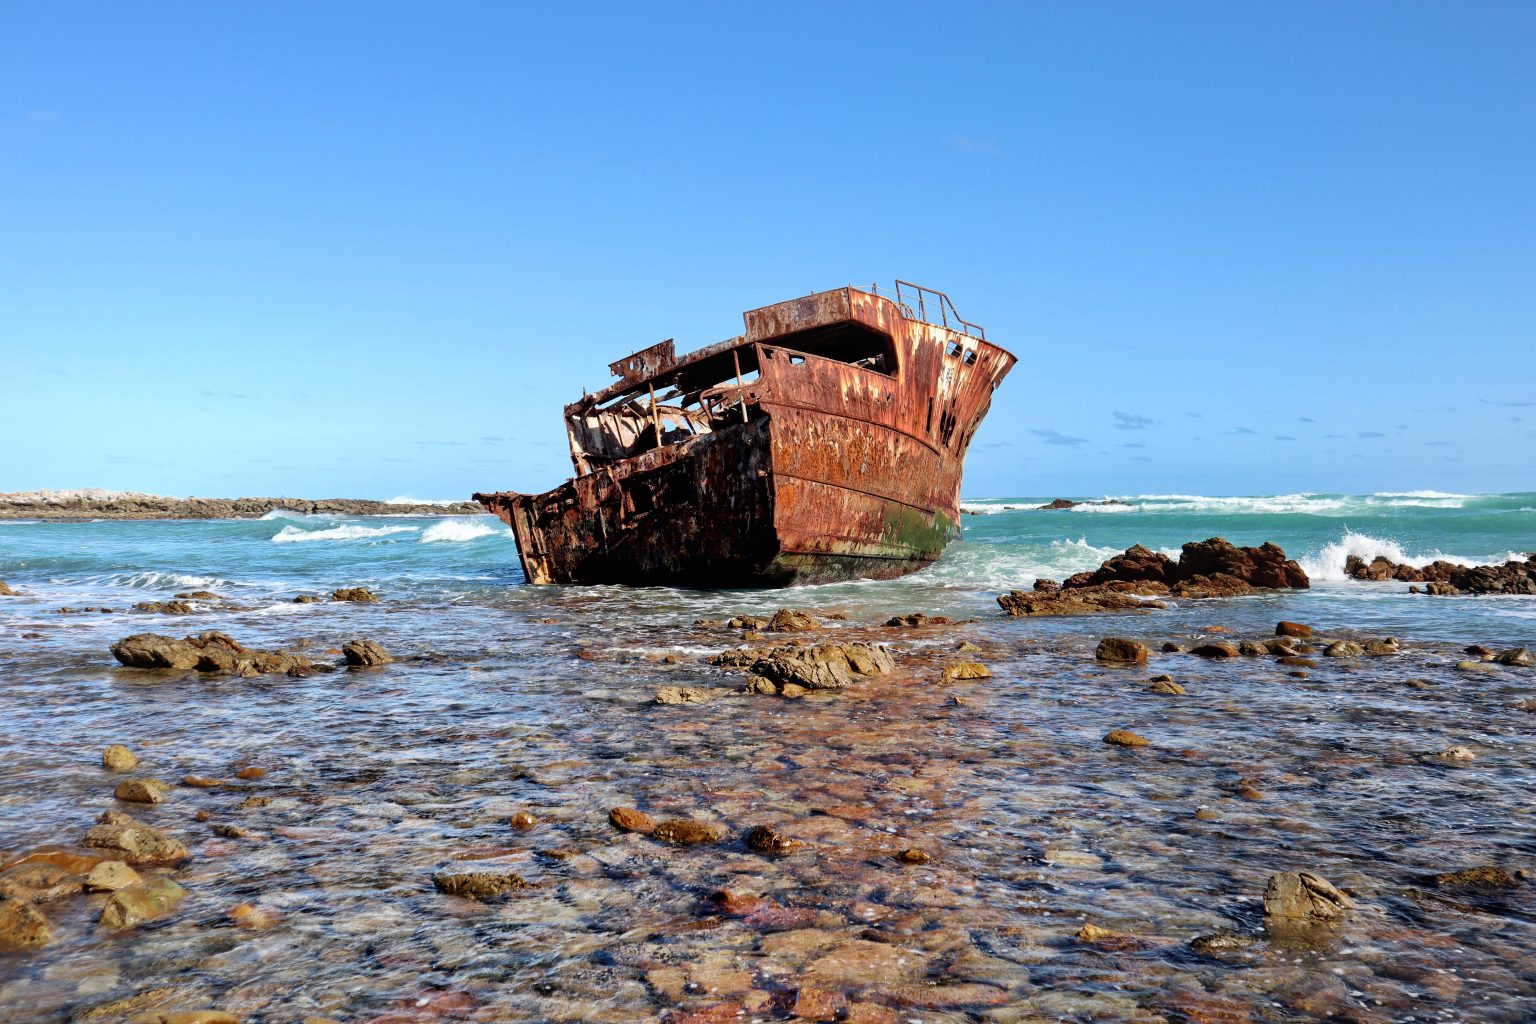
1346,552 -> 1536,595
0,489 -> 482,520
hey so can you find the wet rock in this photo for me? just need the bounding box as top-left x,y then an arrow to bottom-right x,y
0,862 -> 82,902
654,686 -> 717,705
100,877 -> 186,929
102,744 -> 140,772
84,861 -> 142,892
1237,640 -> 1269,656
82,811 -> 189,865
743,825 -> 806,856
790,987 -> 846,1021
1465,643 -> 1494,657
341,639 -> 392,667
1161,641 -> 1182,652
954,640 -> 981,653
715,641 -> 894,691
1189,929 -> 1258,956
1324,640 -> 1364,658
1430,865 -> 1519,889
1456,659 -> 1499,674
767,608 -> 817,631
942,661 -> 991,680
132,600 -> 194,615
432,870 -> 529,900
331,587 -> 378,603
0,580 -> 13,595
181,774 -> 222,788
885,612 -> 952,628
1439,744 -> 1477,761
1190,642 -> 1239,658
779,683 -> 809,698
607,806 -> 655,833
510,810 -> 537,830
114,779 -> 170,804
0,896 -> 52,948
292,595 -> 324,604
1145,678 -> 1186,694
1262,870 -> 1355,923
1276,620 -> 1313,638
1264,637 -> 1300,655
727,614 -> 769,630
652,819 -> 725,845
1496,647 -> 1534,667
998,588 -> 1167,617
174,590 -> 221,600
1074,922 -> 1122,943
882,983 -> 1011,1009
1103,728 -> 1149,747
1364,638 -> 1401,655
743,675 -> 777,695
1094,637 -> 1148,665
110,631 -> 311,676
1063,537 -> 1309,594
211,824 -> 264,841
693,618 -> 724,627
227,902 -> 280,930
898,848 -> 933,864
804,940 -> 921,986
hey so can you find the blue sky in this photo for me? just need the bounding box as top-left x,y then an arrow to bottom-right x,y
3,2 -> 1532,500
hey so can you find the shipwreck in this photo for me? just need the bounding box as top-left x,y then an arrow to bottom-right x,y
475,282 -> 1016,587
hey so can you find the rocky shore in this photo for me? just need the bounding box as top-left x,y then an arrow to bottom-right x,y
0,490 -> 484,521
1345,551 -> 1536,595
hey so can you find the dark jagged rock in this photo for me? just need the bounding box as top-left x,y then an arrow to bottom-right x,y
433,870 -> 529,900
710,641 -> 894,690
1263,871 -> 1354,923
331,587 -> 379,603
1095,638 -> 1148,665
132,600 -> 194,615
1355,552 -> 1536,595
342,639 -> 392,667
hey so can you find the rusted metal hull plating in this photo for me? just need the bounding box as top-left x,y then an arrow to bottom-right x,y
475,285 -> 1016,587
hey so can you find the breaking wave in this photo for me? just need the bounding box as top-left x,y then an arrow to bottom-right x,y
1300,530 -> 1522,583
271,524 -> 418,544
420,518 -> 507,543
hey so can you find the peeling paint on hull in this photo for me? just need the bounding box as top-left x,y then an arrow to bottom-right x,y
475,284 -> 1015,588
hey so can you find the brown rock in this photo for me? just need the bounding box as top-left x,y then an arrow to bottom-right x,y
743,825 -> 806,856
227,903 -> 280,930
82,812 -> 189,865
1146,678 -> 1186,694
790,987 -> 847,1021
331,587 -> 378,603
234,766 -> 266,780
1190,642 -> 1239,658
652,819 -> 725,845
608,806 -> 655,833
432,870 -> 529,900
1103,728 -> 1149,747
100,877 -> 186,929
654,685 -> 716,705
941,660 -> 991,680
341,638 -> 392,666
1324,640 -> 1364,658
132,600 -> 195,615
115,778 -> 170,804
510,810 -> 537,830
767,608 -> 817,631
1094,637 -> 1148,665
102,744 -> 140,772
1430,865 -> 1519,889
181,775 -> 222,788
0,862 -> 82,903
998,588 -> 1167,617
84,861 -> 142,892
1496,647 -> 1534,667
1262,871 -> 1354,923
1276,620 -> 1313,638
0,897 -> 52,949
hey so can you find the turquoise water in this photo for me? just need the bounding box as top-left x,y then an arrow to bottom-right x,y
1,493 -> 1533,1023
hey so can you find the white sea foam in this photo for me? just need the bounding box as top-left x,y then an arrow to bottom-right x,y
1370,490 -> 1477,500
271,524 -> 418,544
1300,529 -> 1521,582
420,518 -> 507,543
103,571 -> 225,590
959,502 -> 1038,515
259,509 -> 310,521
921,536 -> 1122,590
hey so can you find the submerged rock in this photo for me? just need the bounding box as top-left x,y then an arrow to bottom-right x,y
1262,871 -> 1354,923
0,862 -> 82,903
110,631 -> 311,677
743,825 -> 806,856
1103,728 -> 1149,747
84,861 -> 142,892
432,870 -> 529,900
0,897 -> 52,949
1430,865 -> 1520,889
1145,677 -> 1186,695
652,819 -> 725,845
99,877 -> 186,930
941,661 -> 991,681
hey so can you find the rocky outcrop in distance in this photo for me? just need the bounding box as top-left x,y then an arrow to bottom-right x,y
999,537 -> 1309,617
1347,553 -> 1536,595
0,490 -> 483,520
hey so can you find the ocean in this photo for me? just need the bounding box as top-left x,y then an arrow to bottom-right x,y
0,492 -> 1533,1022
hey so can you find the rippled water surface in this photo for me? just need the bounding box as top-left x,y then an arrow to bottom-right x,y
1,494 -> 1533,1023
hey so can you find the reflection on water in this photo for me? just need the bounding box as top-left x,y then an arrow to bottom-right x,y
2,574 -> 1534,1023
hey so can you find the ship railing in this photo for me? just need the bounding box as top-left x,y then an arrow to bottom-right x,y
868,280 -> 986,341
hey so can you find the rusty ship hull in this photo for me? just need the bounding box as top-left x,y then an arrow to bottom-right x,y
475,283 -> 1016,587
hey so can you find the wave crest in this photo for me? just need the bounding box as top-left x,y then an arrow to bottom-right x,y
420,518 -> 507,543
1300,530 -> 1521,582
271,524 -> 418,544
